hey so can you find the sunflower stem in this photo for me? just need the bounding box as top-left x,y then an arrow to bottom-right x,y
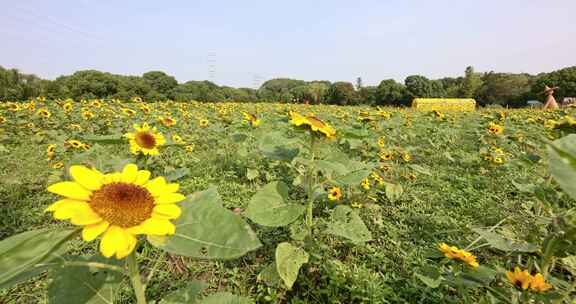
305,133 -> 316,233
127,251 -> 147,304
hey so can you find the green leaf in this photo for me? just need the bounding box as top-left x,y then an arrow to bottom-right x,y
198,292 -> 253,304
415,273 -> 442,288
165,168 -> 191,182
275,242 -> 309,289
257,262 -> 282,287
334,169 -> 371,186
83,134 -> 124,144
246,168 -> 259,181
384,182 -> 403,202
289,220 -> 309,241
511,180 -> 537,193
231,133 -> 248,143
157,187 -> 262,260
472,228 -> 538,252
245,182 -> 305,227
548,134 -> 576,200
259,132 -> 299,162
409,164 -> 432,176
47,256 -> 123,304
0,228 -> 78,289
159,281 -> 206,304
325,205 -> 372,243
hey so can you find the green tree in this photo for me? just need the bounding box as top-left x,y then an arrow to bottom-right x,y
530,66 -> 576,103
326,82 -> 357,105
460,66 -> 483,98
376,79 -> 406,106
477,72 -> 531,106
142,71 -> 178,100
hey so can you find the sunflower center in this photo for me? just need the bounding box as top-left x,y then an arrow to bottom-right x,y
135,131 -> 156,149
90,182 -> 154,228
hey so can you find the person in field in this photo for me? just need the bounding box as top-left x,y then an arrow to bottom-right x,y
543,85 -> 560,109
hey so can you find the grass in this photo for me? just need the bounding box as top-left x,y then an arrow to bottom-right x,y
0,101 -> 573,303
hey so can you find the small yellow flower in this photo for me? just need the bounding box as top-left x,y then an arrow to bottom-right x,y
82,111 -> 95,120
125,123 -> 166,156
51,161 -> 64,169
63,102 -> 73,113
361,178 -> 370,190
351,202 -> 363,209
198,119 -> 209,127
487,122 -> 503,135
402,153 -> 411,162
185,144 -> 195,152
377,137 -> 385,148
493,157 -> 503,165
0,116 -> 6,124
530,273 -> 552,293
47,144 -> 56,160
379,151 -> 393,161
172,134 -> 185,144
45,164 -> 185,259
506,267 -> 532,290
91,100 -> 102,108
327,187 -> 342,201
122,108 -> 136,117
438,243 -> 479,268
289,111 -> 336,139
242,112 -> 261,126
37,108 -> 51,119
160,117 -> 177,127
66,140 -> 85,149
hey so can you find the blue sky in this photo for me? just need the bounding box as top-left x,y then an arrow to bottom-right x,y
1,0 -> 575,88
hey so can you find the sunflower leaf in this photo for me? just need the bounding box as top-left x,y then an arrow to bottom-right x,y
245,182 -> 305,227
157,187 -> 262,260
325,205 -> 372,243
0,228 -> 78,290
275,242 -> 309,290
548,134 -> 576,200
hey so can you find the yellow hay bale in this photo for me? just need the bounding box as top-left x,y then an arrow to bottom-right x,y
411,98 -> 476,111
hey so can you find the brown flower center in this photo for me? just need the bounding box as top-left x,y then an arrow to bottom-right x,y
90,182 -> 154,227
135,131 -> 156,149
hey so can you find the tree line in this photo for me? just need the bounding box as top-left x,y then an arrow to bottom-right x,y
1,65 -> 575,107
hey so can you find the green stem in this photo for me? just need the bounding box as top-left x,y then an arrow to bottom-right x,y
305,134 -> 316,231
37,261 -> 124,273
127,251 -> 147,304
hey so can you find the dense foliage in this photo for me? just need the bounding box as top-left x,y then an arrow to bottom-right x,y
1,99 -> 575,303
1,65 -> 576,106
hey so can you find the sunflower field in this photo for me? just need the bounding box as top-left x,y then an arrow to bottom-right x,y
0,99 -> 576,304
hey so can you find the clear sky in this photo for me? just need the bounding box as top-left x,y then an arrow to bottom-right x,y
1,0 -> 575,88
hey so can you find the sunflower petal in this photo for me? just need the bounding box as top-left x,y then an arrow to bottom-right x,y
156,193 -> 186,204
100,226 -> 130,258
146,177 -> 167,197
140,218 -> 176,235
121,164 -> 138,183
82,221 -> 110,241
52,201 -> 91,220
70,165 -> 103,191
153,204 -> 182,219
70,204 -> 103,226
164,183 -> 179,193
47,182 -> 92,201
116,232 -> 137,259
134,170 -> 151,185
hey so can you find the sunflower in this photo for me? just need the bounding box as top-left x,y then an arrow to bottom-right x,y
198,119 -> 209,127
242,112 -> 262,126
377,137 -> 385,148
47,144 -> 56,160
51,161 -> 64,169
402,152 -> 411,162
185,144 -> 195,152
506,267 -> 532,290
493,157 -> 503,165
529,273 -> 552,293
8,102 -> 21,112
125,123 -> 166,156
122,108 -> 136,117
139,104 -> 151,114
67,139 -> 85,149
379,151 -> 393,161
91,100 -> 102,108
37,108 -> 52,119
361,178 -> 370,190
0,116 -> 7,124
438,243 -> 479,268
487,122 -> 503,135
82,111 -> 95,120
289,111 -> 336,138
63,102 -> 73,113
46,164 -> 184,259
327,187 -> 342,201
160,117 -> 177,127
351,202 -> 363,209
172,134 -> 186,144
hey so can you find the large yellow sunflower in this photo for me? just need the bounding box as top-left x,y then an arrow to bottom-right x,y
46,164 -> 185,259
289,111 -> 336,138
125,123 -> 166,156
